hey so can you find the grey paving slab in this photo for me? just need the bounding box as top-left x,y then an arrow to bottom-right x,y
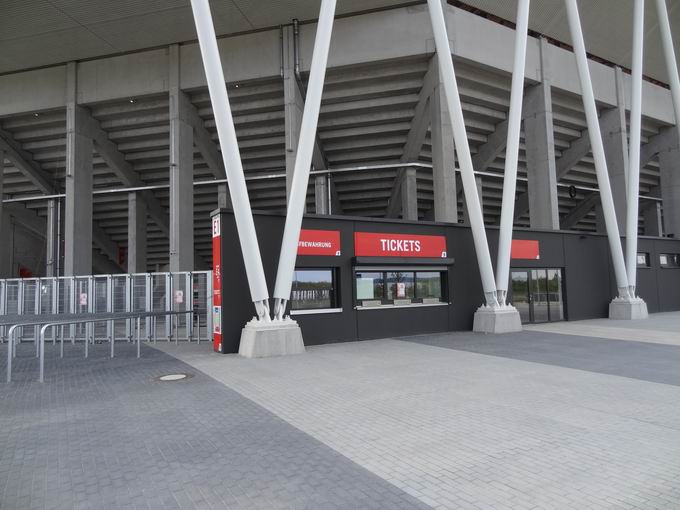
155,334 -> 680,510
402,329 -> 680,386
0,342 -> 431,510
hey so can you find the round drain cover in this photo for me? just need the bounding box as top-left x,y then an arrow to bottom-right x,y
159,374 -> 188,382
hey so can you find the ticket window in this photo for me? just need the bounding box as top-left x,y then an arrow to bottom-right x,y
290,268 -> 340,313
355,269 -> 446,307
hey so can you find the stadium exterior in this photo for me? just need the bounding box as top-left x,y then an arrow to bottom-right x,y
2,0 -> 680,350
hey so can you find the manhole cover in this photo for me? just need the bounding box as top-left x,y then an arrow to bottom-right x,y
157,373 -> 191,382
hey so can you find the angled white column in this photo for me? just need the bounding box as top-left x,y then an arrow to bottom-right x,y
601,69 -> 630,232
496,0 -> 530,306
462,175 -> 483,226
64,62 -> 93,277
565,0 -> 630,301
426,0 -> 499,310
45,199 -> 59,277
128,192 -> 147,273
273,0 -> 337,320
430,68 -> 458,223
190,0 -> 270,320
626,0 -> 644,296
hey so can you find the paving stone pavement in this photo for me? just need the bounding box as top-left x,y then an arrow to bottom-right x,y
405,329 -> 680,386
154,320 -> 680,510
0,341 -> 431,510
524,312 -> 680,347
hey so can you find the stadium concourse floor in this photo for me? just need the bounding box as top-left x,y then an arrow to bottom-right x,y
2,313 -> 680,509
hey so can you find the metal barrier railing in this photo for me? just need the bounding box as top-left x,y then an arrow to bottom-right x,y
0,271 -> 212,345
4,310 -> 193,383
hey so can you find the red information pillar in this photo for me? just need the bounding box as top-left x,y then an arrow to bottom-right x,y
211,214 -> 222,352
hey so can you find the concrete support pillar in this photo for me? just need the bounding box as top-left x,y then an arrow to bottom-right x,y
45,199 -> 59,276
217,183 -> 231,209
659,138 -> 680,237
523,80 -> 560,230
314,175 -> 329,215
169,45 -> 194,272
463,175 -> 484,225
64,62 -> 93,277
595,204 -> 606,233
282,25 -> 305,202
643,202 -> 663,237
401,167 -> 418,220
127,192 -> 147,273
0,153 -> 9,278
600,67 -> 630,233
430,74 -> 458,223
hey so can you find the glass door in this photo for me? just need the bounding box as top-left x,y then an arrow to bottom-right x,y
510,268 -> 565,324
510,270 -> 531,323
530,269 -> 550,322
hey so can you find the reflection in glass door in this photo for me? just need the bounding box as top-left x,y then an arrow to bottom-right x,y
510,271 -> 531,323
531,270 -> 550,322
510,268 -> 565,323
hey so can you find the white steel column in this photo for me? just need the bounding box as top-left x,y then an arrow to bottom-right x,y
426,0 -> 498,307
462,175 -> 484,226
127,191 -> 147,273
626,0 -> 644,294
565,0 -> 630,299
602,69 -> 630,232
273,0 -> 336,319
45,199 -> 59,277
169,45 -> 194,273
496,0 -> 530,304
190,0 -> 270,319
64,62 -> 93,277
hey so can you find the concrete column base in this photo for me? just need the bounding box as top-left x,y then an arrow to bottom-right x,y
473,306 -> 523,334
238,318 -> 306,358
609,298 -> 649,320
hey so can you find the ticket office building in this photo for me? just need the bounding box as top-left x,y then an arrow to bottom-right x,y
213,209 -> 680,353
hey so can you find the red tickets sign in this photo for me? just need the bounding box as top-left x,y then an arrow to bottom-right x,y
354,232 -> 447,258
298,229 -> 341,256
511,239 -> 540,260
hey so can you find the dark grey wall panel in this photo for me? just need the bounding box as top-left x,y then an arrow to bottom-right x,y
216,209 -> 680,353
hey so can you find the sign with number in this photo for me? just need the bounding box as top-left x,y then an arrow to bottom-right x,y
79,293 -> 87,306
297,229 -> 341,256
174,290 -> 184,304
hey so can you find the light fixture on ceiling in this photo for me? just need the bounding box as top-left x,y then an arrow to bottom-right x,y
129,98 -> 136,104
33,113 -> 39,117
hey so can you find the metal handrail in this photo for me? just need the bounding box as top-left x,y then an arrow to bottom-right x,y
5,310 -> 192,383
